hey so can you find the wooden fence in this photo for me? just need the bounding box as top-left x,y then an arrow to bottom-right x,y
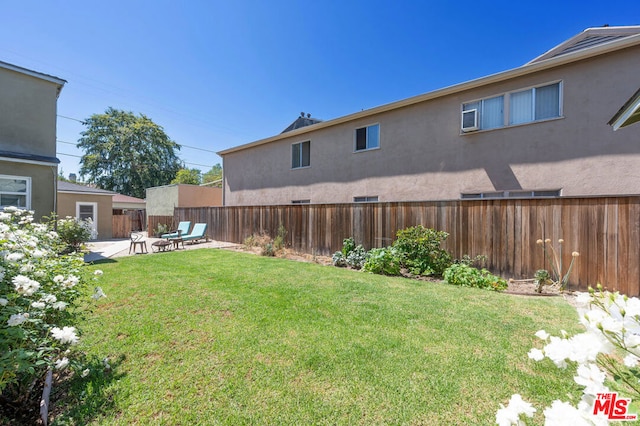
174,197 -> 640,295
147,215 -> 176,237
112,210 -> 146,238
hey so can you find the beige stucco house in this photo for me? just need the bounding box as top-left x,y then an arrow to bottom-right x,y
0,61 -> 65,219
57,181 -> 115,240
219,26 -> 640,206
146,183 -> 222,219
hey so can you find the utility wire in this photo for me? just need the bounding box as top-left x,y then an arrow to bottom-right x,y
56,117 -> 219,153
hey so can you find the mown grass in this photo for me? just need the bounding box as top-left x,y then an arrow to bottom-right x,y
54,249 -> 582,425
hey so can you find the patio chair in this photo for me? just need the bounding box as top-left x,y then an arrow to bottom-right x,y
129,232 -> 148,254
181,223 -> 208,244
161,221 -> 191,239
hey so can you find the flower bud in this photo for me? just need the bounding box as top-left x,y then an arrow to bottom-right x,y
545,238 -> 551,243
536,239 -> 543,245
558,239 -> 564,244
572,252 -> 580,257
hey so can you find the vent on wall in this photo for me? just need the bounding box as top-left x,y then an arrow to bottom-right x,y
461,109 -> 479,132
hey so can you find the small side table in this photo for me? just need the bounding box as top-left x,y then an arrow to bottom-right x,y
170,238 -> 184,250
130,240 -> 148,254
152,240 -> 172,253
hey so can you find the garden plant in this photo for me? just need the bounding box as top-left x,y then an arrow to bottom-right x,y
0,208 -> 105,424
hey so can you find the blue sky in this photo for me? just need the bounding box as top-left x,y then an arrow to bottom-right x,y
1,1 -> 639,179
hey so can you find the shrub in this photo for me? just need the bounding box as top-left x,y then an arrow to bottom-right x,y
261,242 -> 275,257
393,225 -> 452,276
443,263 -> 507,291
363,247 -> 401,276
0,207 -> 106,406
47,215 -> 93,253
273,225 -> 287,251
153,223 -> 169,238
346,245 -> 368,270
332,252 -> 347,267
341,237 -> 356,258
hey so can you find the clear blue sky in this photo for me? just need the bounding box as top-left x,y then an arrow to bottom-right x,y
1,1 -> 639,179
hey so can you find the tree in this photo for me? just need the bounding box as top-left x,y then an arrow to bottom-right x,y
171,168 -> 201,185
202,163 -> 223,186
78,107 -> 182,198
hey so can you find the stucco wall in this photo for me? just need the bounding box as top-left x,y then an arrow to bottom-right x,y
146,184 -> 222,217
222,45 -> 640,205
57,192 -> 113,240
0,68 -> 59,158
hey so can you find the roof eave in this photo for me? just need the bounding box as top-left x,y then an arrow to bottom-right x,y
0,61 -> 66,97
218,32 -> 640,156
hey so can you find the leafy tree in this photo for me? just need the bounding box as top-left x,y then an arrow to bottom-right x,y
203,163 -> 223,186
171,168 -> 201,185
78,107 -> 182,198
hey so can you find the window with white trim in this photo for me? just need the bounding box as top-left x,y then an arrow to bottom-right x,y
292,141 -> 310,169
354,196 -> 379,203
461,189 -> 560,199
462,82 -> 561,132
0,175 -> 30,209
355,124 -> 380,151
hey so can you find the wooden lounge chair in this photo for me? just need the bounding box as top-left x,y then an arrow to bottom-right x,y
161,221 -> 191,239
181,223 -> 208,244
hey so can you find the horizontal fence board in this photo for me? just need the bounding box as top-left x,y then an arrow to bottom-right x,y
175,197 -> 640,295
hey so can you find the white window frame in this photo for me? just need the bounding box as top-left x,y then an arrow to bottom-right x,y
354,196 -> 379,203
0,174 -> 31,209
354,123 -> 380,152
76,202 -> 98,240
461,81 -> 563,133
291,140 -> 310,169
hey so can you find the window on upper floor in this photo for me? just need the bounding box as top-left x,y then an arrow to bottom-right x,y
354,196 -> 379,203
462,82 -> 562,132
355,123 -> 380,151
0,175 -> 31,209
292,141 -> 310,169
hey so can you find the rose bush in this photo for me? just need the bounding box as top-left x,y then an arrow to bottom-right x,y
497,285 -> 640,425
0,207 -> 105,406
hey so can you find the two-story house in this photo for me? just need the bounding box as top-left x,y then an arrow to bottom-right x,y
0,61 -> 65,219
218,26 -> 640,206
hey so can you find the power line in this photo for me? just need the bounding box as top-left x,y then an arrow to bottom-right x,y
56,115 -> 219,153
57,152 -> 83,158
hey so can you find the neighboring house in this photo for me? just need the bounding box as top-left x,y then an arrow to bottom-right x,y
219,26 -> 640,206
0,61 -> 65,219
146,184 -> 222,232
57,181 -> 115,240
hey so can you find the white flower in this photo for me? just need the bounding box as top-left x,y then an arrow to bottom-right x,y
496,394 -> 536,426
543,336 -> 572,369
12,275 -> 40,296
543,400 -> 591,425
50,326 -> 79,345
62,275 -> 79,288
53,275 -> 64,283
527,348 -> 545,361
5,252 -> 24,262
42,294 -> 57,304
31,301 -> 45,309
92,287 -> 107,300
55,357 -> 69,370
567,332 -> 613,364
81,368 -> 90,378
31,249 -> 45,258
52,301 -> 68,311
574,363 -> 607,396
624,354 -> 640,367
535,330 -> 550,340
0,298 -> 7,306
7,313 -> 27,326
94,270 -> 103,276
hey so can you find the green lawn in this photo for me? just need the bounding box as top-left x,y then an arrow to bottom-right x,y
54,249 -> 582,425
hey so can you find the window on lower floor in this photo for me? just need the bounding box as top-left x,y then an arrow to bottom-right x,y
355,123 -> 380,151
354,196 -> 379,203
292,141 -> 310,169
461,189 -> 561,199
0,175 -> 30,209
